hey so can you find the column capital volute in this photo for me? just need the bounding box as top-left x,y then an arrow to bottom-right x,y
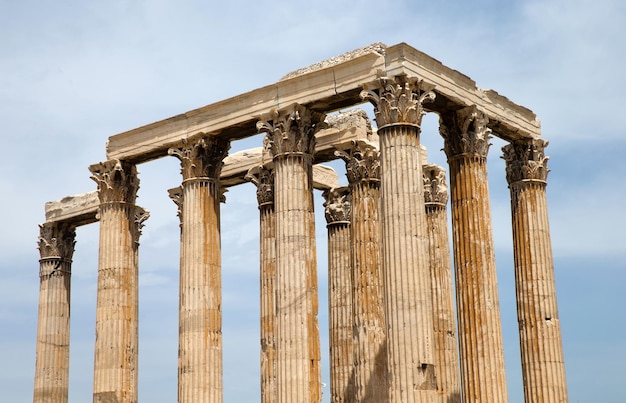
334,140 -> 380,185
423,163 -> 449,207
245,165 -> 275,208
168,187 -> 183,221
257,103 -> 326,158
38,221 -> 76,263
168,135 -> 230,181
440,105 -> 492,159
502,138 -> 550,186
89,159 -> 139,205
360,74 -> 435,129
132,207 -> 150,245
322,186 -> 351,226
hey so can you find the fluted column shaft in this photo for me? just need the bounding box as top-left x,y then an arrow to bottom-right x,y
169,137 -> 229,403
33,222 -> 76,403
423,165 -> 461,403
336,142 -> 387,402
440,107 -> 507,402
90,160 -> 147,403
323,187 -> 355,403
258,104 -> 324,402
362,77 -> 438,403
246,166 -> 277,403
503,140 -> 567,402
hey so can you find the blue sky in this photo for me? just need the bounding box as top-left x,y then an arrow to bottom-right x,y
1,0 -> 625,401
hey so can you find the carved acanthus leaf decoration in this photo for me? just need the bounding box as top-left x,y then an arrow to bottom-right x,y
245,165 -> 274,207
89,159 -> 139,204
334,141 -> 380,185
440,106 -> 492,158
131,207 -> 150,245
38,222 -> 76,260
168,136 -> 230,180
360,75 -> 435,128
322,187 -> 352,224
257,104 -> 326,157
423,164 -> 448,205
168,187 -> 183,221
502,139 -> 549,184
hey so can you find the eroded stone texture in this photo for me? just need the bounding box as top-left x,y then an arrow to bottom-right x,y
245,165 -> 277,403
258,104 -> 324,403
503,140 -> 567,403
423,164 -> 461,403
169,136 -> 230,403
440,106 -> 508,402
322,186 -> 355,403
89,160 -> 148,403
336,141 -> 388,402
33,222 -> 76,403
362,76 -> 438,403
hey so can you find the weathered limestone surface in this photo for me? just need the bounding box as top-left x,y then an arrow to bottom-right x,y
258,104 -> 323,402
169,136 -> 229,402
503,140 -> 567,403
106,43 -> 539,163
89,160 -> 148,403
33,222 -> 76,403
423,164 -> 461,403
440,106 -> 508,402
44,191 -> 99,226
336,141 -> 388,402
322,187 -> 355,403
362,76 -> 438,402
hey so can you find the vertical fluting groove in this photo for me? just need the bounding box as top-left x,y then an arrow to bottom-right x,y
93,203 -> 139,403
351,181 -> 387,402
448,155 -> 507,402
511,182 -> 567,402
179,179 -> 222,403
379,125 -> 437,403
327,220 -> 354,403
260,204 -> 277,403
425,198 -> 461,402
274,154 -> 318,402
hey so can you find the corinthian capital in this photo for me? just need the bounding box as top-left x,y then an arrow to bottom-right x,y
423,164 -> 448,206
38,222 -> 76,261
89,159 -> 139,204
322,187 -> 352,224
168,136 -> 230,180
132,207 -> 150,245
334,140 -> 380,185
360,75 -> 435,128
245,165 -> 274,207
440,106 -> 492,158
502,139 -> 550,184
257,103 -> 326,157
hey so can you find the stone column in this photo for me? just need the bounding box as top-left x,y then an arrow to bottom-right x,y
502,139 -> 567,402
361,76 -> 438,402
257,104 -> 324,403
440,106 -> 508,402
33,222 -> 76,403
423,164 -> 461,403
168,136 -> 229,403
90,160 -> 148,403
336,141 -> 388,402
245,166 -> 277,403
322,187 -> 354,403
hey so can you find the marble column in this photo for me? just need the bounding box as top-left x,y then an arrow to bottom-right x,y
245,166 -> 277,403
336,141 -> 388,402
257,104 -> 324,403
322,187 -> 354,403
423,164 -> 461,403
502,139 -> 567,402
33,222 -> 76,403
361,76 -> 438,402
440,106 -> 508,402
169,136 -> 230,403
90,160 -> 148,403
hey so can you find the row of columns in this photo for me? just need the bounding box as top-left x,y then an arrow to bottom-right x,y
33,75 -> 567,403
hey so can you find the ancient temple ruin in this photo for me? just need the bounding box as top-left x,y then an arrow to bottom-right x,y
34,42 -> 567,402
